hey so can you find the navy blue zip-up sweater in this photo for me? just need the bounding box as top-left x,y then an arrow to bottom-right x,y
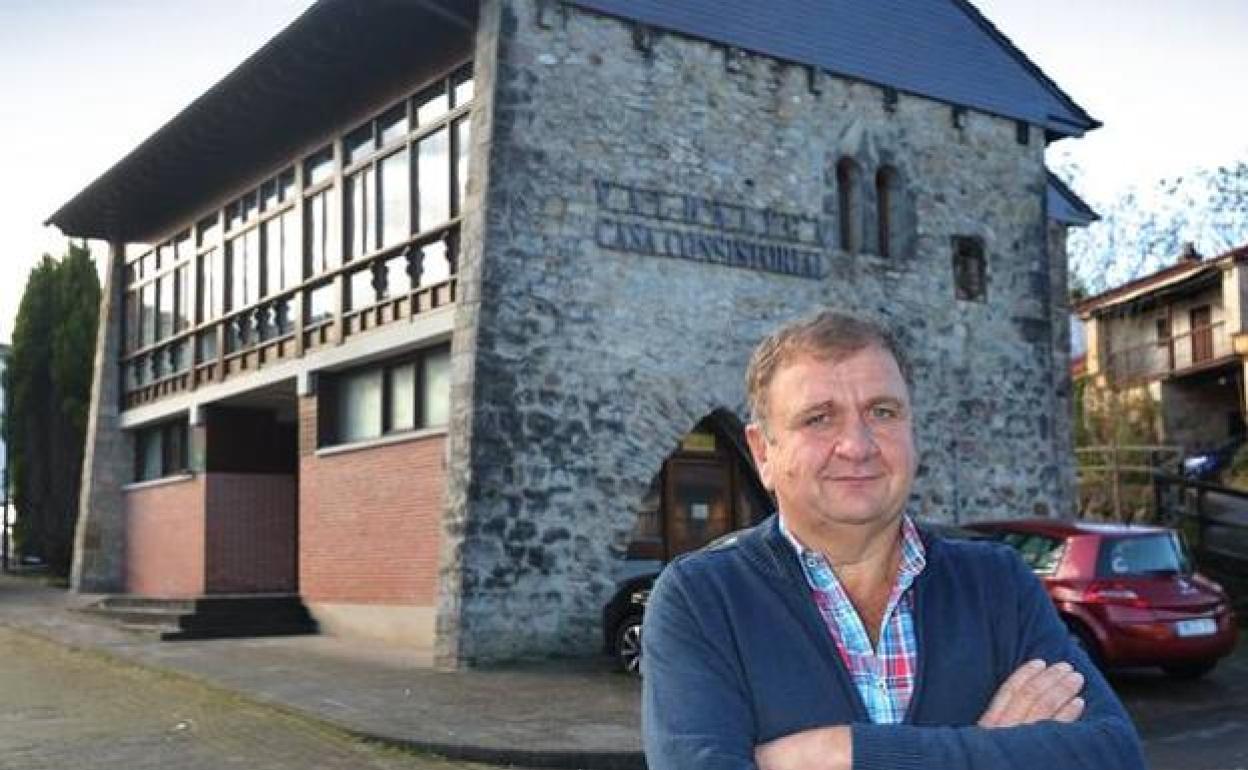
641,515 -> 1147,770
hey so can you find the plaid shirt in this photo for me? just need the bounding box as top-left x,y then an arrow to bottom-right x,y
780,515 -> 927,724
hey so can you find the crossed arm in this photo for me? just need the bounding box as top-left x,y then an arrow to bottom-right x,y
755,659 -> 1088,770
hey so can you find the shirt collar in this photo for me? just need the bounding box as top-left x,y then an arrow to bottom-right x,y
778,513 -> 927,590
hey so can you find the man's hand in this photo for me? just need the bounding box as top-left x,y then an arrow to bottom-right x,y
755,725 -> 852,770
978,659 -> 1086,728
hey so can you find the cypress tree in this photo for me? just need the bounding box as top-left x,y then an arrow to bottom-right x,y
4,243 -> 100,575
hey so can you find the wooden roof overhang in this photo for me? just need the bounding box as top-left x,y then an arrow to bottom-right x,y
47,0 -> 477,244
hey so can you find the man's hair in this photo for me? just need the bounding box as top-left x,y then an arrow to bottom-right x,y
745,311 -> 912,426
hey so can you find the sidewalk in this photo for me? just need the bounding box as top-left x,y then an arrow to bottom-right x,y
0,575 -> 644,770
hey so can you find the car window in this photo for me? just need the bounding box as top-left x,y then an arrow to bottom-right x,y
1096,533 -> 1191,577
997,532 -> 1065,574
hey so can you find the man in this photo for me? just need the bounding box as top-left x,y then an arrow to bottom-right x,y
642,311 -> 1146,770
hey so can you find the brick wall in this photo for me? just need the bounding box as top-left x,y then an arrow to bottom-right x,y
204,473 -> 298,594
124,477 -> 206,597
298,396 -> 447,605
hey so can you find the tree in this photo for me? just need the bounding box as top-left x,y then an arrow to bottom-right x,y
1053,150 -> 1248,295
3,243 -> 100,575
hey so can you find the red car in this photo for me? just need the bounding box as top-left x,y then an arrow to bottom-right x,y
966,518 -> 1239,679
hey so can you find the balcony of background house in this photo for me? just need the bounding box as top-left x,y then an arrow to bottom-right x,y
1103,318 -> 1233,386
119,66 -> 473,410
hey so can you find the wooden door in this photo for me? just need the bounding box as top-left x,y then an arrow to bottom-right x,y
1190,306 -> 1213,364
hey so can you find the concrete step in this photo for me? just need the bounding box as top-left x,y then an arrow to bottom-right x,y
81,594 -> 319,641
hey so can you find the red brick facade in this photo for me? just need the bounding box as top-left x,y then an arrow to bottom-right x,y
298,396 -> 447,605
124,477 -> 206,597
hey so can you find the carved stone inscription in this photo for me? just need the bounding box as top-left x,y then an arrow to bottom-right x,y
593,180 -> 827,280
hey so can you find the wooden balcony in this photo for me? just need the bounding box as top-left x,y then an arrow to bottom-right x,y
121,225 -> 458,409
1103,321 -> 1234,386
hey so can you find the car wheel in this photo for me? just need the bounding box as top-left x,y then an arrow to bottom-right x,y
1162,661 -> 1217,680
615,614 -> 644,676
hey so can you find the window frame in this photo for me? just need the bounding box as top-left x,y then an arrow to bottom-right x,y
321,343 -> 452,448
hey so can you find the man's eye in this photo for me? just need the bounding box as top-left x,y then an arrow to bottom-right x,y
803,412 -> 829,427
870,405 -> 900,420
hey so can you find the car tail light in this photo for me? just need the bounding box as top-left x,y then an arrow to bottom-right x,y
1080,581 -> 1147,608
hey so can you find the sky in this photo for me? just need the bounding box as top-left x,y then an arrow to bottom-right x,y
0,0 -> 1246,343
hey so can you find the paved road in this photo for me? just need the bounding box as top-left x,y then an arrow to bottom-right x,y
1114,638 -> 1248,770
0,627 -> 497,770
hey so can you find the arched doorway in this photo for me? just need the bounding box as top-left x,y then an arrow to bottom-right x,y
628,409 -> 773,563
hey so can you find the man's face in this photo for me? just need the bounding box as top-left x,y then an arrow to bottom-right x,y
745,346 -> 917,540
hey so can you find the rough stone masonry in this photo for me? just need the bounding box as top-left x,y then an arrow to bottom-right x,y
437,0 -> 1072,665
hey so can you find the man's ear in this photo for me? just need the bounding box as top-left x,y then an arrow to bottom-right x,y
745,422 -> 775,492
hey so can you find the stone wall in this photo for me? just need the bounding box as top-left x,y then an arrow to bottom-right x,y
441,0 -> 1072,663
71,241 -> 132,593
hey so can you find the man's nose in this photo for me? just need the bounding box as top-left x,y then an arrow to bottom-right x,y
833,415 -> 880,461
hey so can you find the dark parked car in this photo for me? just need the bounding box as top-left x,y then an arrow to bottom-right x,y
966,518 -> 1239,678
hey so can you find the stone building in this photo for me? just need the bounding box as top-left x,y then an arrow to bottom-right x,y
52,0 -> 1097,665
1076,243 -> 1248,452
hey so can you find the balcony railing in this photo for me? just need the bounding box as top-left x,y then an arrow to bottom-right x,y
120,224 -> 458,409
1104,321 -> 1231,385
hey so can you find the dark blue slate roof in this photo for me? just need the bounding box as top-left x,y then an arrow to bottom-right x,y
1047,172 -> 1099,227
567,0 -> 1098,138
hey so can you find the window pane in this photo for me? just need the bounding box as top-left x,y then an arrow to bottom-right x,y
379,103 -> 408,146
198,215 -> 219,249
278,168 -> 296,201
304,146 -> 334,187
390,363 -> 416,432
337,369 -> 383,443
281,208 -> 300,290
227,237 -> 250,310
345,123 -> 375,166
263,217 -> 283,296
421,345 -> 451,427
346,167 -> 374,259
306,281 -> 337,325
198,248 -> 222,322
305,188 -> 340,275
260,179 -> 279,211
453,71 -> 474,107
417,127 -> 450,230
158,274 -> 174,340
419,239 -> 451,287
175,265 -> 190,332
379,149 -> 410,249
198,330 -> 217,361
348,267 -> 375,311
141,283 -> 156,346
226,201 -> 243,233
455,118 -> 471,213
162,422 -> 185,475
175,231 -> 192,262
415,84 -> 448,125
246,228 -> 261,302
157,243 -> 172,270
241,192 -> 258,224
140,427 -> 163,481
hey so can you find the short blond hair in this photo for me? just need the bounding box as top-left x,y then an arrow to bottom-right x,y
745,311 -> 911,426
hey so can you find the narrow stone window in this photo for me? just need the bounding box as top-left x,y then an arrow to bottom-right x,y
836,158 -> 862,253
952,236 -> 986,302
875,166 -> 900,258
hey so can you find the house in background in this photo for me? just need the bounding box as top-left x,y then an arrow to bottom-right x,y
1075,243 -> 1248,452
